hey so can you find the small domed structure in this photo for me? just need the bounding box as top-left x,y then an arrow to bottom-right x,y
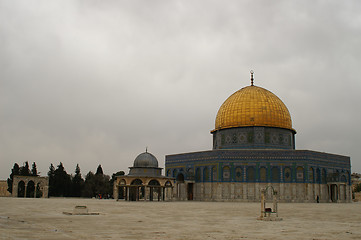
128,150 -> 162,177
113,149 -> 174,202
133,152 -> 159,168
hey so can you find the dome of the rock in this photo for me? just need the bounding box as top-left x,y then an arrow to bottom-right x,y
214,85 -> 294,132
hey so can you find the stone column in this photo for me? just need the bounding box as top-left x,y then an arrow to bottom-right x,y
34,182 -> 37,198
12,180 -> 18,197
230,183 -> 235,200
43,185 -> 49,198
113,183 -> 119,200
260,190 -> 265,218
243,184 -> 247,201
273,194 -> 278,217
255,183 -> 260,201
24,182 -> 28,198
145,186 -> 150,201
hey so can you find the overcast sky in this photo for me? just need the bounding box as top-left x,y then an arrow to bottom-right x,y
1,0 -> 361,180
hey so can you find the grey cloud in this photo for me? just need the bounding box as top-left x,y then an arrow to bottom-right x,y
0,0 -> 360,178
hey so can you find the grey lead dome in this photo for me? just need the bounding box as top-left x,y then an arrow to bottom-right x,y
133,152 -> 158,168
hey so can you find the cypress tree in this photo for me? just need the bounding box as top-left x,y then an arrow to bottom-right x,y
71,164 -> 84,197
20,161 -> 31,176
53,162 -> 71,197
96,165 -> 103,175
31,162 -> 38,176
48,164 -> 55,196
7,163 -> 20,193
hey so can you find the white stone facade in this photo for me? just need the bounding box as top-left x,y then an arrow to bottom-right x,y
174,182 -> 351,203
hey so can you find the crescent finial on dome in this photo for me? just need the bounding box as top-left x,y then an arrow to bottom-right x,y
250,70 -> 254,86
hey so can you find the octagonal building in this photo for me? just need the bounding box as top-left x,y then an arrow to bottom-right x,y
165,73 -> 351,203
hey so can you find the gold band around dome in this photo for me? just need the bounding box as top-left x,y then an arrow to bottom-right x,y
213,86 -> 295,132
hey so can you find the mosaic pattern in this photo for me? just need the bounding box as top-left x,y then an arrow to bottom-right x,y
165,149 -> 351,184
213,126 -> 294,150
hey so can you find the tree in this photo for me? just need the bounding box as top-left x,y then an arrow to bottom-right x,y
7,163 -> 20,193
96,165 -> 103,175
355,183 -> 361,192
82,171 -> 95,198
48,164 -> 55,196
20,161 -> 31,176
49,162 -> 72,197
31,162 -> 38,176
71,164 -> 84,197
82,166 -> 111,198
110,170 -> 125,197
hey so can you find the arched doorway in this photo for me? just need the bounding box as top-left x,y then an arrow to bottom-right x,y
26,181 -> 35,198
164,181 -> 173,201
176,173 -> 191,200
35,183 -> 42,198
330,184 -> 338,202
18,181 -> 25,197
130,179 -> 143,201
148,179 -> 161,201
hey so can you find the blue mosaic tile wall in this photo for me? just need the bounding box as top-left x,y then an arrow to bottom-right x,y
165,149 -> 351,185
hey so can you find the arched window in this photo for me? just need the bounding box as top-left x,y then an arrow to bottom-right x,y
223,166 -> 230,181
321,169 -> 327,184
235,167 -> 242,182
247,167 -> 255,182
148,179 -> 160,186
260,167 -> 267,182
172,169 -> 177,178
316,168 -> 321,183
296,167 -> 304,182
176,173 -> 185,183
195,168 -> 201,182
203,167 -> 209,182
187,168 -> 194,180
284,167 -> 292,182
272,167 -> 279,182
340,175 -> 347,182
346,171 -> 350,184
166,169 -> 171,177
131,179 -> 143,185
309,167 -> 314,183
212,166 -> 217,181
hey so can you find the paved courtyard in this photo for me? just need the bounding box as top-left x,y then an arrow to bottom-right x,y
0,197 -> 361,239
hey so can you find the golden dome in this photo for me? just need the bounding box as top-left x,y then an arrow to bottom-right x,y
213,85 -> 294,132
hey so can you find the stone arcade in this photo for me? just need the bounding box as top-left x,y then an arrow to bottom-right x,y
165,73 -> 351,203
12,175 -> 49,198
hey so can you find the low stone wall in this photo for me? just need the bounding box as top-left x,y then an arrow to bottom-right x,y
0,181 -> 11,197
353,192 -> 361,202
